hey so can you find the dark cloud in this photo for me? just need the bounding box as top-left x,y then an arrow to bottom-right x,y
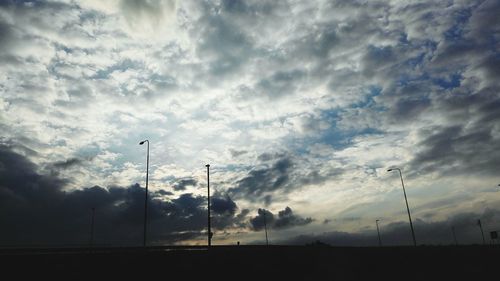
390,98 -> 431,121
206,193 -> 249,230
274,207 -> 314,229
228,155 -> 293,202
190,0 -> 294,86
50,157 -> 85,170
408,90 -> 500,177
281,208 -> 500,246
298,170 -> 340,187
211,196 -> 237,215
220,0 -> 287,16
250,207 -> 313,231
263,194 -> 272,206
362,46 -> 397,78
358,1 -> 500,131
220,0 -> 249,14
410,125 -> 500,177
436,89 -> 500,125
0,21 -> 15,53
228,152 -> 341,204
154,190 -> 174,197
0,143 -> 105,245
0,0 -> 84,46
193,2 -> 255,78
0,144 -> 67,207
467,0 -> 500,34
474,55 -> 500,85
256,69 -> 306,99
249,208 -> 274,231
309,25 -> 339,58
172,178 -> 197,191
431,40 -> 481,67
256,152 -> 280,162
418,2 -> 500,98
52,82 -> 96,108
229,148 -> 247,158
0,144 -> 248,246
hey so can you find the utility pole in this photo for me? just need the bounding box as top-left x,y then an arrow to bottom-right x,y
139,140 -> 150,247
264,211 -> 269,246
376,219 -> 382,247
388,168 -> 417,246
478,219 -> 486,245
206,164 -> 212,247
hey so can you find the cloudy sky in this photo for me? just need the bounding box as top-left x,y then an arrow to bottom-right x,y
1,0 -> 499,247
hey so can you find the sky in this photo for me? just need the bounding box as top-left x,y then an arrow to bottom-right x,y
0,0 -> 499,247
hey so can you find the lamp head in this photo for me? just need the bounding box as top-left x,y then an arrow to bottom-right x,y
206,164 -> 210,168
387,169 -> 393,172
139,140 -> 147,145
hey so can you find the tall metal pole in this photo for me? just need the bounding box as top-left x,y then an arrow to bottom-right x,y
376,219 -> 382,247
388,168 -> 417,246
478,219 -> 486,245
206,164 -> 211,247
140,140 -> 149,247
90,207 -> 95,248
451,226 -> 458,246
398,169 -> 416,247
264,211 -> 269,246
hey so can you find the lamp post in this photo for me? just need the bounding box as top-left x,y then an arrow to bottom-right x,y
206,164 -> 212,247
376,219 -> 382,247
264,211 -> 269,246
388,168 -> 417,246
139,140 -> 149,247
477,219 -> 486,245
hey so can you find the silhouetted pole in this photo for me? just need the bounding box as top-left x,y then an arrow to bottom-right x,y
451,226 -> 458,246
477,219 -> 486,245
376,219 -> 382,247
264,211 -> 269,246
388,168 -> 417,246
206,164 -> 212,247
139,140 -> 149,247
90,207 -> 95,248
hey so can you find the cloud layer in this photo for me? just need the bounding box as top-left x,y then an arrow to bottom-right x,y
1,0 -> 499,245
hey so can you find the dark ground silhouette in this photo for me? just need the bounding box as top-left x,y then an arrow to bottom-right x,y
1,245 -> 498,280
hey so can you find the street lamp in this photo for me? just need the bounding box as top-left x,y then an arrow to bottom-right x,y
139,140 -> 149,247
264,211 -> 269,246
388,167 -> 417,246
375,219 -> 382,247
477,219 -> 486,245
206,164 -> 212,247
